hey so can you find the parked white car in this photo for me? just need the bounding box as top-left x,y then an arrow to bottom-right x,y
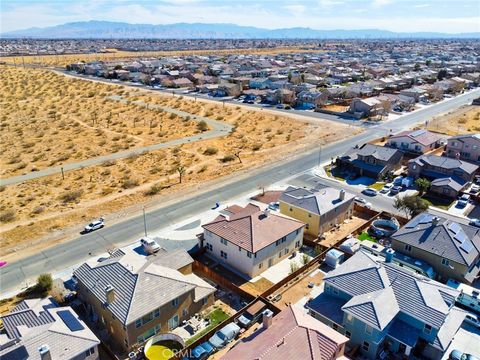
457,194 -> 471,208
140,237 -> 161,254
464,313 -> 480,329
354,197 -> 372,209
83,218 -> 104,233
380,183 -> 393,193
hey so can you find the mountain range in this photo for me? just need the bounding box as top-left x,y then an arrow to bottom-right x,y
2,21 -> 479,39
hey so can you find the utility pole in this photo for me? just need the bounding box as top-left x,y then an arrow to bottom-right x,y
317,145 -> 322,168
143,207 -> 148,237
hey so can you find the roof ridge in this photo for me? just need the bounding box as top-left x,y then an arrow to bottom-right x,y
124,273 -> 139,324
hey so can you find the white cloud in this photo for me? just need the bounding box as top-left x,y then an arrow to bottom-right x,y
318,0 -> 345,7
283,4 -> 306,17
413,3 -> 431,8
372,0 -> 393,8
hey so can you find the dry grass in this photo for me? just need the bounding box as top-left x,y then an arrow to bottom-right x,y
0,66 -> 359,258
1,46 -> 325,67
426,105 -> 480,135
0,66 -> 199,177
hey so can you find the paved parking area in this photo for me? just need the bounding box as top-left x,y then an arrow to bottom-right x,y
441,326 -> 480,359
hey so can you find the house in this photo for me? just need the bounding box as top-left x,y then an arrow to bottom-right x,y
0,297 -> 100,360
408,154 -> 478,197
221,304 -> 349,360
279,186 -> 355,238
348,97 -> 390,118
386,129 -> 446,154
399,87 -> 427,102
73,248 -> 215,352
201,203 -> 305,278
446,134 -> 480,164
392,211 -> 480,284
296,90 -> 328,109
306,251 -> 466,360
337,144 -> 403,180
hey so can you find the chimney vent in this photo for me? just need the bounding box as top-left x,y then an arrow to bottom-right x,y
38,345 -> 52,360
263,311 -> 273,329
105,285 -> 115,305
385,248 -> 395,263
339,189 -> 345,201
432,217 -> 440,226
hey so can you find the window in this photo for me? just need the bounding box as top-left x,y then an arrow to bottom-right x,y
332,286 -> 339,295
86,348 -> 95,356
284,248 -> 289,255
154,324 -> 161,334
154,308 -> 160,318
220,238 -> 228,246
141,312 -> 153,326
289,207 -> 293,212
424,324 -> 432,335
442,258 -> 450,267
308,213 -> 312,218
346,314 -> 353,324
362,341 -> 370,352
405,244 -> 412,252
332,323 -> 339,330
172,298 -> 179,307
295,229 -> 300,235
345,331 -> 351,338
124,339 -> 128,347
259,262 -> 263,269
182,308 -> 188,317
202,297 -> 208,305
281,236 -> 286,243
365,324 -> 373,335
221,251 -> 228,259
206,243 -> 213,251
295,241 -> 300,248
279,252 -> 282,258
238,246 -> 242,251
306,223 -> 310,230
247,251 -> 252,258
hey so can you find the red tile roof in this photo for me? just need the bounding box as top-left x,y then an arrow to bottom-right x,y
203,204 -> 304,253
221,304 -> 348,360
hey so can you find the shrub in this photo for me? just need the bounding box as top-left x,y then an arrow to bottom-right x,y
220,155 -> 236,163
31,206 -> 45,215
58,190 -> 83,203
144,183 -> 163,196
0,210 -> 15,223
197,120 -> 209,132
252,143 -> 262,151
203,147 -> 218,155
36,273 -> 53,294
121,178 -> 139,189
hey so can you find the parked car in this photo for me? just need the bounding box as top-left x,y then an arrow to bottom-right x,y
457,194 -> 471,208
393,176 -> 404,186
140,237 -> 161,254
268,202 -> 280,211
354,197 -> 372,209
380,184 -> 393,193
208,323 -> 241,349
83,218 -> 104,233
464,313 -> 480,329
470,184 -> 480,194
390,186 -> 402,195
362,188 -> 378,196
469,218 -> 480,227
275,104 -> 284,109
191,342 -> 214,360
449,349 -> 480,360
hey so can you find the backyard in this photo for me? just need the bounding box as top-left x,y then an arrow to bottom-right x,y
184,308 -> 229,346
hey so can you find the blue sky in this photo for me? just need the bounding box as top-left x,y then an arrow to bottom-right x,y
1,0 -> 479,33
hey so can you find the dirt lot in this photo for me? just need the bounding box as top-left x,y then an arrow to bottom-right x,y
426,105 -> 480,135
319,213 -> 372,247
271,268 -> 324,309
0,65 -> 359,258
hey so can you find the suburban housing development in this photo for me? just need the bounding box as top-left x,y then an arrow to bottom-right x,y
1,14 -> 480,360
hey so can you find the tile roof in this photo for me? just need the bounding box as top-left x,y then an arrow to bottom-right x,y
393,211 -> 480,266
341,143 -> 402,163
220,304 -> 348,360
410,154 -> 479,174
279,186 -> 355,216
0,298 -> 99,360
323,252 -> 460,329
73,248 -> 214,325
389,129 -> 444,147
202,203 -> 304,253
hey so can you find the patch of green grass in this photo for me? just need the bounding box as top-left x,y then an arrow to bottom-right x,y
357,231 -> 376,242
422,195 -> 453,210
185,308 -> 230,346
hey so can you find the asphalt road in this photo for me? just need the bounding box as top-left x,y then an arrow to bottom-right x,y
1,88 -> 479,295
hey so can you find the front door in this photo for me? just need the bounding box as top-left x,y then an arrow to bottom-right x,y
398,342 -> 407,354
268,258 -> 273,267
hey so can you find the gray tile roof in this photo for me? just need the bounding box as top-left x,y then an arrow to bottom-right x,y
410,154 -> 478,174
323,252 -> 460,329
73,249 -> 214,325
279,186 -> 355,216
0,298 -> 99,360
392,211 -> 480,266
432,307 -> 467,351
342,143 -> 401,163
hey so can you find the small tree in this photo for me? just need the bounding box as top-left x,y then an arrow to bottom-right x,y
302,253 -> 310,266
197,120 -> 208,132
290,262 -> 299,274
36,273 -> 53,295
437,69 -> 448,81
415,178 -> 431,196
177,165 -> 186,184
234,150 -> 242,164
394,195 -> 429,219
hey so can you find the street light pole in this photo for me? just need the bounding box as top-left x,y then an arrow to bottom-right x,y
317,145 -> 322,168
143,207 -> 148,237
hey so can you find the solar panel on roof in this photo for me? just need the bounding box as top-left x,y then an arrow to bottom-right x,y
410,129 -> 426,137
57,310 -> 84,332
454,230 -> 468,244
448,222 -> 462,235
460,240 -> 474,254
